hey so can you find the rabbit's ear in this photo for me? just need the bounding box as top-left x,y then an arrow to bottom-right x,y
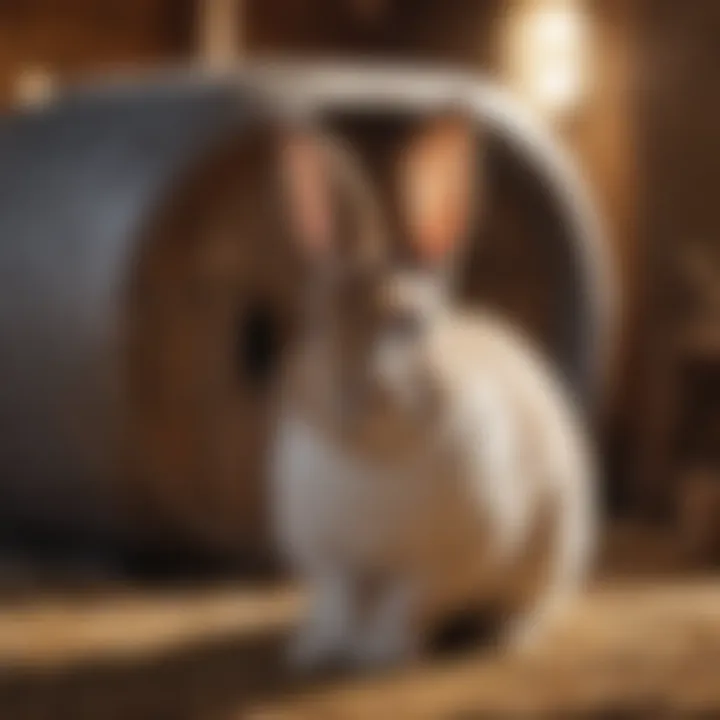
397,114 -> 479,266
277,127 -> 335,259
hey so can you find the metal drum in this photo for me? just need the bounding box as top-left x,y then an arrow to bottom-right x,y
0,65 -> 614,562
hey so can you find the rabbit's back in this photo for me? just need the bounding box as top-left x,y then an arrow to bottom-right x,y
425,309 -> 596,603
427,309 -> 591,487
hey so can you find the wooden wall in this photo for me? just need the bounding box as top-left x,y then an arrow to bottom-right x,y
571,0 -> 638,506
0,0 -> 192,107
246,0 -> 500,64
632,1 -> 720,514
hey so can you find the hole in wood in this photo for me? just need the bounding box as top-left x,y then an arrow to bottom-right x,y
236,301 -> 280,391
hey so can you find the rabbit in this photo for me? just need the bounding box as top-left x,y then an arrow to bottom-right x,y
270,111 -> 597,672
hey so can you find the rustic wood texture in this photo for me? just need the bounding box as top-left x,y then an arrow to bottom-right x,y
0,0 -> 193,106
634,1 -> 720,515
246,0 -> 500,65
124,126 -> 303,558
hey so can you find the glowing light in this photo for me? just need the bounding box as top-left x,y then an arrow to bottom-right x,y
14,66 -> 56,108
504,0 -> 589,118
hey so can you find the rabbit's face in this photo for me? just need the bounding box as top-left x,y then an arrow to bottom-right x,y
363,270 -> 441,411
303,262 -> 441,450
278,113 -> 479,442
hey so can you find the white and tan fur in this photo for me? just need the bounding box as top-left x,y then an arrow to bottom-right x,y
270,114 -> 596,671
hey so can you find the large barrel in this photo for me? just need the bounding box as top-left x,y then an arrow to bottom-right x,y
0,65 -> 614,560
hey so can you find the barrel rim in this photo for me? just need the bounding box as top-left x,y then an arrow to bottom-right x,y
61,60 -> 617,408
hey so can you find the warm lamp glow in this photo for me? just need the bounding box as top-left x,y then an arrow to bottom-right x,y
504,0 -> 589,119
13,66 -> 56,108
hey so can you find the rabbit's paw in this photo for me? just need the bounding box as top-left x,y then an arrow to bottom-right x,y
286,619 -> 345,673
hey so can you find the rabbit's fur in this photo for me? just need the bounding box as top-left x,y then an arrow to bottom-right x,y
271,113 -> 596,671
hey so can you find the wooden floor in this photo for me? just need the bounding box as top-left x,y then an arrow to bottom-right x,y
1,526 -> 719,719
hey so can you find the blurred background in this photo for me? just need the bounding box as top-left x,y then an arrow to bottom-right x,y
1,0 -> 720,717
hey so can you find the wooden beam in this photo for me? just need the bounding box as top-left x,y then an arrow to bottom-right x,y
197,0 -> 242,69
